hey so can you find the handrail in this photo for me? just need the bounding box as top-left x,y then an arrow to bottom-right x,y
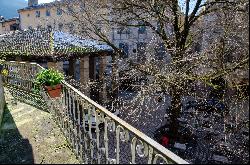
0,60 -> 48,110
2,60 -> 188,164
61,80 -> 187,164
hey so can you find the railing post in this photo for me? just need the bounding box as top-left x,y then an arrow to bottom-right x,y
0,64 -> 6,128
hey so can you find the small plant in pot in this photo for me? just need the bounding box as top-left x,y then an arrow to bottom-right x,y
35,69 -> 64,98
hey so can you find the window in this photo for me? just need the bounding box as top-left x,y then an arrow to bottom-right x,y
96,20 -> 103,32
68,23 -> 74,32
46,9 -> 50,16
153,3 -> 164,14
58,23 -> 63,31
47,25 -> 52,31
37,25 -> 42,30
35,11 -> 40,17
194,43 -> 201,53
68,6 -> 73,13
10,24 -> 18,31
137,42 -> 147,62
117,27 -> 130,34
80,1 -> 86,11
156,22 -> 162,33
117,27 -> 124,34
155,43 -> 165,60
119,43 -> 129,58
138,21 -> 146,34
166,25 -> 173,35
57,8 -> 62,15
97,27 -> 101,32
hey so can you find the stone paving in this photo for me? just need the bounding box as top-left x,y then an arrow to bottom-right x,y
0,89 -> 79,164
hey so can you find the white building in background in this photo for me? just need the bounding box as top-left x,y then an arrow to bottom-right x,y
0,17 -> 20,35
17,0 -> 172,63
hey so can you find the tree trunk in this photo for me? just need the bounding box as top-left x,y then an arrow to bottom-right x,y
168,86 -> 182,140
163,50 -> 184,140
111,54 -> 119,100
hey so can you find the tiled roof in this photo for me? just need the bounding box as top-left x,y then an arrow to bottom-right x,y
18,0 -> 78,12
0,29 -> 113,61
0,17 -> 19,23
18,2 -> 55,12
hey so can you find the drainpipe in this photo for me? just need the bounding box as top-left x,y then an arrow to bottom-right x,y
0,64 -> 6,128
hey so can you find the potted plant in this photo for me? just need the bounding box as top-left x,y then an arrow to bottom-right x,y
0,64 -> 8,85
35,69 -> 64,98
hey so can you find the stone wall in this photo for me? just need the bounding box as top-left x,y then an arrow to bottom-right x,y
0,74 -> 5,127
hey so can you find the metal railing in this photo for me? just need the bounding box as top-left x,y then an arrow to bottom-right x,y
1,60 -> 188,164
0,61 -> 48,110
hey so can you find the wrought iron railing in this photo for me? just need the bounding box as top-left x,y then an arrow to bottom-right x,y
1,60 -> 188,164
0,61 -> 48,110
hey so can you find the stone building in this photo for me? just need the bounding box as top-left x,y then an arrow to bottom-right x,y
0,29 -> 113,102
0,17 -> 20,35
18,0 -> 82,34
17,0 -> 171,63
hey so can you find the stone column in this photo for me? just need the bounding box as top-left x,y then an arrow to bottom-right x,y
89,56 -> 98,101
99,56 -> 107,103
89,56 -> 96,81
47,61 -> 64,73
80,56 -> 90,97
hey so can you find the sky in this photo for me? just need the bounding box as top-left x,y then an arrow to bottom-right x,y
178,0 -> 205,15
0,0 -> 55,19
0,0 -> 203,19
25,0 -> 55,3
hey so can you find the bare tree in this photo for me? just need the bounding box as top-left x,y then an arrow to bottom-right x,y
58,0 -> 249,133
101,0 -> 248,138
46,0 -> 249,163
56,0 -> 122,101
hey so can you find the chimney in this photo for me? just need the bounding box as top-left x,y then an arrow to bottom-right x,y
0,16 -> 4,22
28,0 -> 38,7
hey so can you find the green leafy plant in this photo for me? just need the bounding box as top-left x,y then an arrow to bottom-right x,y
1,69 -> 9,77
34,69 -> 64,90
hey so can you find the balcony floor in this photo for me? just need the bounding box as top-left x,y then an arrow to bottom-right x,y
0,89 -> 79,164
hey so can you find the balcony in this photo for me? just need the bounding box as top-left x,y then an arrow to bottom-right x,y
0,61 -> 188,164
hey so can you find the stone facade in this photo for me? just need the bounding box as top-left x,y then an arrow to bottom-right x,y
0,17 -> 19,35
17,0 -> 170,63
18,1 -> 87,35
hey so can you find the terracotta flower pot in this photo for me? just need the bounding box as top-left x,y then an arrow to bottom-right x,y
44,84 -> 62,98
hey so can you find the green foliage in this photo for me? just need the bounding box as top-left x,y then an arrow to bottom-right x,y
1,69 -> 9,77
34,69 -> 64,88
